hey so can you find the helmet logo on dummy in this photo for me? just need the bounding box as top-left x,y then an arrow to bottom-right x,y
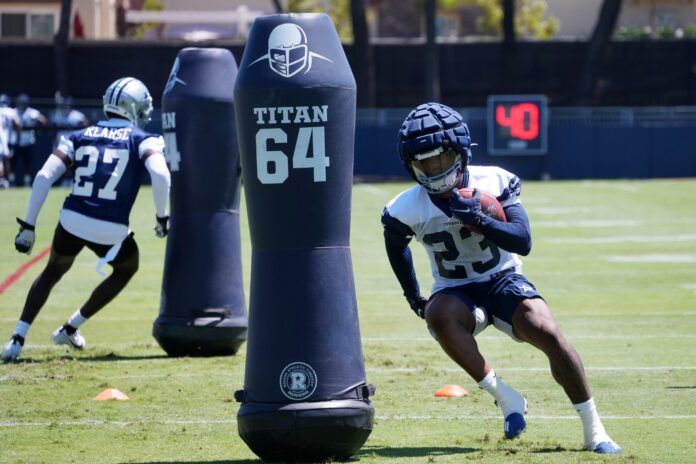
279,362 -> 317,400
249,23 -> 332,78
164,57 -> 187,94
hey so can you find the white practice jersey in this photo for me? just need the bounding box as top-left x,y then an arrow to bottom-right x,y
51,109 -> 88,148
18,107 -> 43,147
385,165 -> 523,292
0,107 -> 17,157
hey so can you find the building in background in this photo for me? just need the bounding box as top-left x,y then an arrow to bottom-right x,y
548,0 -> 696,38
123,0 -> 274,40
0,0 -> 117,39
1,0 -> 695,42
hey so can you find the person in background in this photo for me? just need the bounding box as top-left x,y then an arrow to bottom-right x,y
0,94 -> 21,188
51,94 -> 89,148
50,94 -> 89,186
13,94 -> 48,187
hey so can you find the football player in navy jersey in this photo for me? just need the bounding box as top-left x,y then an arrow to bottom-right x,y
2,78 -> 171,363
382,103 -> 621,453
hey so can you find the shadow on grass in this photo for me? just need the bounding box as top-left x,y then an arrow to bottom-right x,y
356,445 -> 478,458
529,446 -> 584,454
129,461 -> 258,464
128,446 -> 478,463
77,353 -> 170,362
1,353 -> 169,365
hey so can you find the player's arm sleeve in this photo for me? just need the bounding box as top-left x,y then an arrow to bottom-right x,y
144,153 -> 171,218
24,154 -> 67,226
478,203 -> 532,256
382,209 -> 422,299
139,136 -> 170,217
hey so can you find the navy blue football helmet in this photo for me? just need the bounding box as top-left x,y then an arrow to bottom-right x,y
397,103 -> 472,194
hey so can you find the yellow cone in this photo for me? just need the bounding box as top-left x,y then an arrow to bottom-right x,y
93,388 -> 130,401
434,384 -> 469,398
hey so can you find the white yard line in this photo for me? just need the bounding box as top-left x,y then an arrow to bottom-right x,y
363,334 -> 696,341
680,284 -> 696,295
5,333 -> 694,353
535,220 -> 642,228
355,184 -> 384,195
604,254 -> 696,263
546,234 -> 696,244
526,207 -> 592,215
366,366 -> 696,373
2,415 -> 696,427
2,366 -> 693,383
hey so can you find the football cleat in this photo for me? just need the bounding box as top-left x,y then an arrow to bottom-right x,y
51,326 -> 85,350
504,412 -> 527,439
495,392 -> 528,439
1,334 -> 24,362
591,440 -> 622,454
503,397 -> 528,439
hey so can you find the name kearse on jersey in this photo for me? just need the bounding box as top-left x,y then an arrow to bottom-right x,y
84,126 -> 133,141
253,105 -> 328,125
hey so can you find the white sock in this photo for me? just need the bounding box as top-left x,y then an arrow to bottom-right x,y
573,398 -> 611,448
478,370 -> 526,417
66,310 -> 88,329
14,321 -> 31,339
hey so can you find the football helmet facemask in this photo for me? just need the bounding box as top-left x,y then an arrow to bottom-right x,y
398,102 -> 473,195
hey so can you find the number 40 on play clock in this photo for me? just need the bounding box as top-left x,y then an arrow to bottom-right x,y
487,94 -> 548,156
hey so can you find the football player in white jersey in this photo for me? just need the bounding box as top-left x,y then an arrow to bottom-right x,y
0,94 -> 21,188
382,103 -> 621,454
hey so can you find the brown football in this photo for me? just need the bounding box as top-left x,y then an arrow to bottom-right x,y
457,188 -> 506,222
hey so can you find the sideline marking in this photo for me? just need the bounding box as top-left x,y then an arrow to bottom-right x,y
2,365 -> 693,383
2,415 -> 696,427
0,247 -> 51,295
605,254 -> 696,264
535,220 -> 642,228
547,234 -> 696,244
367,366 -> 696,373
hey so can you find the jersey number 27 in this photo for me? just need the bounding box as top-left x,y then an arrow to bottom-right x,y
72,146 -> 129,200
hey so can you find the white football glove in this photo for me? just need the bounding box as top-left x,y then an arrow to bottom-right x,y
15,218 -> 36,254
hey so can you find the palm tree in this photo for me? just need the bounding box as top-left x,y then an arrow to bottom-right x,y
350,0 -> 375,106
502,0 -> 515,51
271,0 -> 284,13
575,0 -> 624,105
424,0 -> 440,101
54,0 -> 72,96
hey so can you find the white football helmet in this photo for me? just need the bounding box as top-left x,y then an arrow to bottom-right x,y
103,77 -> 153,128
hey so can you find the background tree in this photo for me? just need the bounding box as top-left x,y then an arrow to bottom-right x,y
288,0 -> 352,40
446,0 -> 558,39
54,0 -> 72,96
424,0 -> 440,101
350,0 -> 376,106
575,0 -> 623,105
502,0 -> 515,50
133,0 -> 165,38
271,0 -> 285,13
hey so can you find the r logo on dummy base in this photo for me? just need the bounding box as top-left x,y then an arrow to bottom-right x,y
280,362 -> 318,400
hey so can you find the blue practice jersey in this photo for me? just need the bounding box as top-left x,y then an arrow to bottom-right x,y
58,119 -> 164,226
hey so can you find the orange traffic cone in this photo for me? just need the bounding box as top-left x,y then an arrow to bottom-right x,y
93,388 -> 130,401
434,384 -> 469,397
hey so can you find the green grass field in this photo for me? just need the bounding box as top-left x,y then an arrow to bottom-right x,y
1,180 -> 695,463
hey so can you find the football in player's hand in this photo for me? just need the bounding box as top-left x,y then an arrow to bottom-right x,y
457,188 -> 506,222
